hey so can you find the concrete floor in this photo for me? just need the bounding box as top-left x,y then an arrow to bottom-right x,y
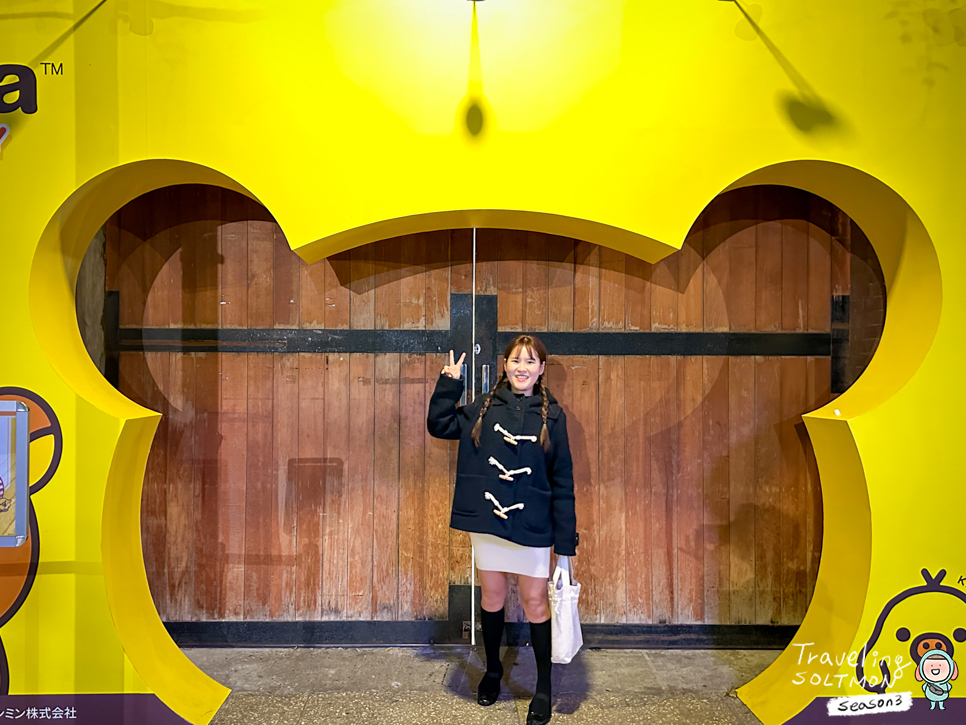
186,646 -> 779,724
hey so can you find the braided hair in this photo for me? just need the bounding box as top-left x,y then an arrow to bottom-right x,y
537,378 -> 551,452
471,334 -> 553,452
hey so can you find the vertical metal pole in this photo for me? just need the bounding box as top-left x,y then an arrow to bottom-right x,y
470,226 -> 477,646
471,227 -> 477,402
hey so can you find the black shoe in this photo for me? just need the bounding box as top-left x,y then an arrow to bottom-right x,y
526,693 -> 552,724
477,671 -> 501,706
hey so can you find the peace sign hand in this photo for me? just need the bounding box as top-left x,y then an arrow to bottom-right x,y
441,350 -> 466,379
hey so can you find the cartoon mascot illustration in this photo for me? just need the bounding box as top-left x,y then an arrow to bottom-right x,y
856,569 -> 966,696
0,387 -> 62,694
917,647 -> 957,711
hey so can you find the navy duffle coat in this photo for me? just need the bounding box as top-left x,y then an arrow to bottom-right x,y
427,374 -> 578,556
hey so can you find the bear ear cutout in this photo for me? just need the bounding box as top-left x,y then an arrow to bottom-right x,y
955,628 -> 966,643
896,627 -> 911,642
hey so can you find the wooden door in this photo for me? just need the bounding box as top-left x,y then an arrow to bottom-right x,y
101,184 -> 884,626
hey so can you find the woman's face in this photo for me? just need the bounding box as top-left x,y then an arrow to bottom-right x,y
505,345 -> 546,396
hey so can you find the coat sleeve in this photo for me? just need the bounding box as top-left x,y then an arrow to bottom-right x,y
427,374 -> 466,440
549,411 -> 578,556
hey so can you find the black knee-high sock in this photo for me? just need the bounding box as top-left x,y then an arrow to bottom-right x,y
529,618 -> 552,717
480,606 -> 505,677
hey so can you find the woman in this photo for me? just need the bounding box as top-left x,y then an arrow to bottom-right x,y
427,334 -> 578,725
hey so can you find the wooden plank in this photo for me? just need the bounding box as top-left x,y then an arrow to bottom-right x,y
808,197 -> 832,331
248,211 -> 275,328
573,243 -> 599,331
649,356 -> 677,622
218,353 -> 248,619
165,190 -> 184,329
346,354 -> 375,619
569,356 -> 600,621
831,207 -> 851,297
599,247 -> 625,331
349,242 -> 377,330
678,222 -> 704,331
754,356 -> 782,624
423,353 -> 451,619
505,571 -> 525,625
273,225 -> 300,328
117,195 -> 147,328
165,353 -> 194,620
178,187 -> 216,328
196,186 -> 222,328
650,248 -> 679,331
399,235 -> 426,330
322,352 -> 350,617
547,235 -> 575,331
449,528 -> 472,588
141,189 -> 172,328
524,232 -> 550,331
449,229 -> 473,295
623,356 -> 651,622
374,237 -> 402,329
193,352 -> 220,618
218,191 -> 249,328
424,232 -> 451,331
398,354 -> 426,618
244,353 -> 274,619
177,187 -> 200,328
295,353 -> 325,619
117,351 -> 148,407
782,192 -> 810,331
372,354 -> 401,619
805,357 -> 830,605
756,190 -> 783,331
497,229 -> 524,331
729,356 -> 756,623
702,356 -> 730,624
703,197 -> 730,331
624,254 -> 651,332
728,190 -> 757,331
133,352 -> 169,617
300,257 -> 327,329
270,353 -> 299,619
474,228 -> 498,296
780,357 -> 808,624
677,356 -> 704,623
325,252 -> 352,330
597,356 -> 626,622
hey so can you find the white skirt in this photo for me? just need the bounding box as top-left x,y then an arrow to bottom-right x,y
471,532 -> 551,579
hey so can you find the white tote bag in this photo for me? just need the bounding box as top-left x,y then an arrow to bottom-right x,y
548,556 -> 583,664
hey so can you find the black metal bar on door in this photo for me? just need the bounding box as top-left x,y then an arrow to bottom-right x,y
114,293 -> 838,361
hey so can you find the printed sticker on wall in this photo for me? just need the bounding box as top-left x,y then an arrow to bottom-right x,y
0,403 -> 28,547
855,569 -> 964,703
0,388 -> 62,695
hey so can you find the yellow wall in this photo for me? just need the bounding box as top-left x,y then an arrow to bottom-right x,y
1,2 -> 964,723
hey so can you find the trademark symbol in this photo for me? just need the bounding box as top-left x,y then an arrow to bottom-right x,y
40,63 -> 63,76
